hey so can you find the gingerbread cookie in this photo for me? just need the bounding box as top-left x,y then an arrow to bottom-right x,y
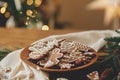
28,39 -> 64,60
61,52 -> 83,63
87,71 -> 99,80
74,41 -> 91,52
59,62 -> 74,69
60,39 -> 91,53
40,48 -> 63,68
60,40 -> 77,53
28,39 -> 97,69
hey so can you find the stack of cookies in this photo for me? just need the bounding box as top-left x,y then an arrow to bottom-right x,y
28,39 -> 96,69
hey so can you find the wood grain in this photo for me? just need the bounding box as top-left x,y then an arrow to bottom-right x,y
0,28 -> 80,50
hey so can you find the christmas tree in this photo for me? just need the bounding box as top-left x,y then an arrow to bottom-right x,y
0,0 -> 42,28
0,0 -> 62,29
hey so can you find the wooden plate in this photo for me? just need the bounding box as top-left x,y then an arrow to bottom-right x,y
20,47 -> 98,72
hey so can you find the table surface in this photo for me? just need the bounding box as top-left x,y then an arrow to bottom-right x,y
0,28 -> 81,50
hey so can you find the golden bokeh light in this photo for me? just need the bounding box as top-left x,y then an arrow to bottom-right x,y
35,0 -> 42,7
26,9 -> 33,17
26,17 -> 30,20
0,7 -> 6,14
19,11 -> 23,14
42,25 -> 49,31
34,10 -> 38,14
25,21 -> 29,25
3,2 -> 8,8
5,12 -> 10,18
26,0 -> 33,6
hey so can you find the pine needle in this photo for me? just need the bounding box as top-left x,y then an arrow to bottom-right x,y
0,48 -> 12,61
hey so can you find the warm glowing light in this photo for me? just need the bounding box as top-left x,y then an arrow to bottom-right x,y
42,25 -> 49,31
26,9 -> 33,16
26,0 -> 33,6
36,19 -> 39,21
34,10 -> 38,14
35,0 -> 42,7
25,21 -> 29,25
26,17 -> 30,20
0,7 -> 6,14
19,11 -> 23,14
3,2 -> 8,8
5,12 -> 10,18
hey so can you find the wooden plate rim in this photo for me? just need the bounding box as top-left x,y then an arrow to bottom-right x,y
20,47 -> 98,72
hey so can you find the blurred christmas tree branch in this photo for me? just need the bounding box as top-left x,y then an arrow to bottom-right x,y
95,30 -> 120,80
0,48 -> 12,61
104,30 -> 120,54
86,30 -> 120,80
0,0 -> 67,29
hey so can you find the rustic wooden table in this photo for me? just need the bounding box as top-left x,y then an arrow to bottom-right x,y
0,28 -> 80,50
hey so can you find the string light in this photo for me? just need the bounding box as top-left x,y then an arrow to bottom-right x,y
42,25 -> 49,31
35,0 -> 42,7
26,0 -> 33,6
26,9 -> 33,17
0,0 -> 42,28
0,7 -> 6,14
